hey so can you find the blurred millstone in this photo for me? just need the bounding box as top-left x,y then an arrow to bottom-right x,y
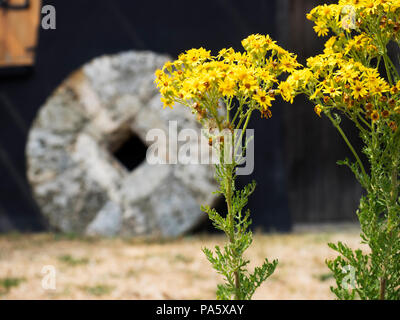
26,51 -> 217,238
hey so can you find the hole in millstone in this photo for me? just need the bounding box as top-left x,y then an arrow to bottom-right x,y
111,132 -> 148,171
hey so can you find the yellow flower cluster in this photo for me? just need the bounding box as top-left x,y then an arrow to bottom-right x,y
155,34 -> 300,123
280,0 -> 400,133
283,51 -> 399,128
307,1 -> 400,59
308,1 -> 400,35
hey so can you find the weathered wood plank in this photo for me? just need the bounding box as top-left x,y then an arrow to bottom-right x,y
0,0 -> 41,67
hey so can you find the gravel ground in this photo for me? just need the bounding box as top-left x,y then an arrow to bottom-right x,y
0,228 -> 365,300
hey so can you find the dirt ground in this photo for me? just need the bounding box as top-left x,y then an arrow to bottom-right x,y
0,227 -> 365,300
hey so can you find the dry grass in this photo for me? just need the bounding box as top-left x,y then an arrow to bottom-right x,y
0,228 -> 365,300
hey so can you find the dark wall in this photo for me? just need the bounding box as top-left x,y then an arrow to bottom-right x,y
0,0 -> 294,232
279,0 -> 362,223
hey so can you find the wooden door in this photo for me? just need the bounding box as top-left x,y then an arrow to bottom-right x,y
0,0 -> 41,67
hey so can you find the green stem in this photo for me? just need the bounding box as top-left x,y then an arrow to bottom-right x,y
226,108 -> 254,300
380,277 -> 387,300
232,97 -> 245,126
232,103 -> 243,126
392,168 -> 398,203
234,109 -> 253,157
225,164 -> 240,299
327,113 -> 368,179
383,54 -> 394,86
376,56 -> 382,70
386,54 -> 400,82
357,113 -> 372,130
389,160 -> 399,228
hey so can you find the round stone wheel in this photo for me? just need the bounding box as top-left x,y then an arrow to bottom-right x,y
26,51 -> 218,238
